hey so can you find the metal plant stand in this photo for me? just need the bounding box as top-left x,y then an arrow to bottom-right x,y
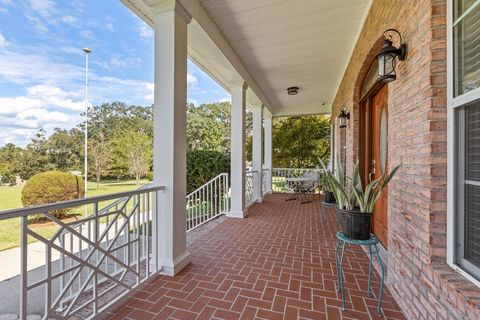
320,201 -> 337,223
335,231 -> 385,315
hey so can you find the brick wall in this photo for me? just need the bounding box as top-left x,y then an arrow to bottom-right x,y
331,0 -> 480,319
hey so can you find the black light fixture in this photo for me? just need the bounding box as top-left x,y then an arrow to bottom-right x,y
338,106 -> 350,129
287,87 -> 299,95
376,29 -> 407,83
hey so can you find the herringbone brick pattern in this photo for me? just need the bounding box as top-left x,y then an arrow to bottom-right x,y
105,194 -> 405,320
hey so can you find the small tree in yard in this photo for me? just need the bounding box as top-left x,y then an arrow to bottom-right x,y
21,171 -> 85,222
88,136 -> 111,189
112,129 -> 152,185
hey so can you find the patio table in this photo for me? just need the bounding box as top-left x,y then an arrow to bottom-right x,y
285,177 -> 313,204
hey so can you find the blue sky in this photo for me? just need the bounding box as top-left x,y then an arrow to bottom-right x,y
0,0 -> 229,147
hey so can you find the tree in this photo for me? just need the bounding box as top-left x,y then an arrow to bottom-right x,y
86,102 -> 153,141
88,135 -> 111,189
187,102 -> 231,153
272,115 -> 331,168
112,129 -> 152,185
0,143 -> 23,184
47,128 -> 82,171
18,130 -> 55,179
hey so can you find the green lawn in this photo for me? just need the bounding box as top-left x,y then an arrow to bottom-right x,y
0,180 -> 147,251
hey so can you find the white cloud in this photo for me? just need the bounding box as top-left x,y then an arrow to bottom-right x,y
0,0 -> 14,5
98,55 -> 142,70
80,29 -> 95,40
0,84 -> 84,147
60,46 -> 83,55
0,96 -> 43,116
25,0 -> 57,19
0,49 -> 84,84
105,23 -> 114,32
0,85 -> 83,118
138,20 -> 153,38
0,128 -> 40,147
61,15 -> 77,25
188,98 -> 198,105
219,97 -> 230,103
91,76 -> 154,105
0,42 -> 155,146
0,32 -> 7,48
187,73 -> 198,87
22,0 -> 58,33
0,107 -> 81,146
26,84 -> 84,111
25,12 -> 49,33
145,83 -> 154,101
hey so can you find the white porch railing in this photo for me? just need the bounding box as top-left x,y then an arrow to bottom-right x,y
245,170 -> 257,208
262,168 -> 269,195
186,173 -> 230,232
271,168 -> 323,193
0,185 -> 163,320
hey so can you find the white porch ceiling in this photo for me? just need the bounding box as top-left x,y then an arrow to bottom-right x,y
197,0 -> 372,116
123,0 -> 372,116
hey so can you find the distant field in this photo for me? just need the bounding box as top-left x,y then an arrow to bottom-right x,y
0,180 -> 147,251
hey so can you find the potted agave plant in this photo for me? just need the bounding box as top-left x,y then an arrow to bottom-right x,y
319,169 -> 336,204
321,157 -> 400,240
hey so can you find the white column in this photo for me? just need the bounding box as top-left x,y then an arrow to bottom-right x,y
252,105 -> 263,202
228,83 -> 248,218
152,4 -> 191,276
264,113 -> 273,194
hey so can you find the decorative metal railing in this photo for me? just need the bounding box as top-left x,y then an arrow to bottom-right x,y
271,168 -> 323,193
0,167 -> 329,319
0,185 -> 163,320
186,173 -> 230,232
245,170 -> 257,208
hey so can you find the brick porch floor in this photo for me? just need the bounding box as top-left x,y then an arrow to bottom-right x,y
105,193 -> 405,320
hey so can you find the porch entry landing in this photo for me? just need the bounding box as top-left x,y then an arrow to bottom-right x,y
105,194 -> 404,320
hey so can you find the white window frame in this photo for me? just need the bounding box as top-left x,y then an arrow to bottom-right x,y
447,0 -> 480,287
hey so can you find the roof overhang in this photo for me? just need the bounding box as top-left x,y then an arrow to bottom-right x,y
121,0 -> 373,117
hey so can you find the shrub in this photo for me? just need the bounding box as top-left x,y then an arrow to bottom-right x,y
187,150 -> 230,194
21,171 -> 85,221
146,172 -> 154,181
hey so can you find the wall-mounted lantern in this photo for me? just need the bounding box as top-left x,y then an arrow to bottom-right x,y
376,29 -> 407,83
338,106 -> 350,129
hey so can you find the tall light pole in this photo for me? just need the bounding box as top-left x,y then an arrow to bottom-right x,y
83,47 -> 91,201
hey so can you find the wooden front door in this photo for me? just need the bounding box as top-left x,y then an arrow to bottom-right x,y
361,85 -> 389,248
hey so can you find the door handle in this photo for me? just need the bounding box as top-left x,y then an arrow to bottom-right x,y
368,160 -> 376,182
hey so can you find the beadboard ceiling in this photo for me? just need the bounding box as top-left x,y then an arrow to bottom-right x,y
198,0 -> 372,115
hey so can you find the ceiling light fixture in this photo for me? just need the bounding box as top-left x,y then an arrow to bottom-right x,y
287,87 -> 299,95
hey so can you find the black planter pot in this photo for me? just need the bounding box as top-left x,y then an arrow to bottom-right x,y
324,191 -> 336,204
338,209 -> 372,240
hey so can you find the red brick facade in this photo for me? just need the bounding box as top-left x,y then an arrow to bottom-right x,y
331,0 -> 480,319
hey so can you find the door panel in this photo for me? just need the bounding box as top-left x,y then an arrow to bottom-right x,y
370,85 -> 389,247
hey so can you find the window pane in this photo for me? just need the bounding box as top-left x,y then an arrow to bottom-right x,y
361,61 -> 379,99
379,105 -> 387,173
454,0 -> 477,20
465,184 -> 480,268
454,4 -> 480,96
466,103 -> 480,180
